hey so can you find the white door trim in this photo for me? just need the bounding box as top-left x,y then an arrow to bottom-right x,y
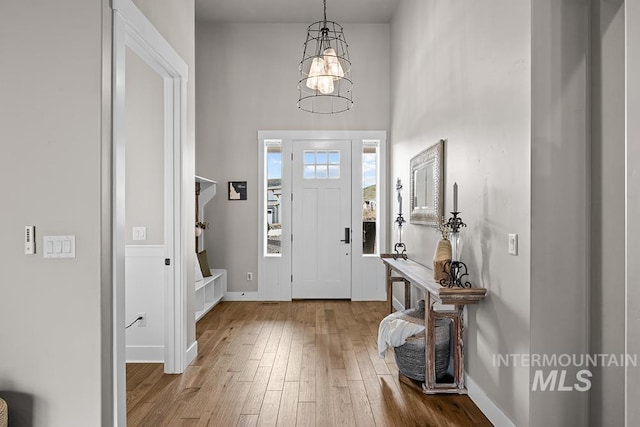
112,0 -> 189,424
258,130 -> 387,301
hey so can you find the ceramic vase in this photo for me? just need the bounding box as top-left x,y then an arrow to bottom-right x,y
433,239 -> 452,282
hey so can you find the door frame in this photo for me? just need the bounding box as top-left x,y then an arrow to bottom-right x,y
257,130 -> 387,301
112,0 -> 189,424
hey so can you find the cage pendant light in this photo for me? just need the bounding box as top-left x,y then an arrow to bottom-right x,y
298,0 -> 353,114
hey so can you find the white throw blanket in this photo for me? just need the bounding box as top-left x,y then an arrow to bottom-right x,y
377,311 -> 425,358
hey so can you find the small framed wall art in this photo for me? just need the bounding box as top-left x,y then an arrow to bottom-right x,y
228,181 -> 247,200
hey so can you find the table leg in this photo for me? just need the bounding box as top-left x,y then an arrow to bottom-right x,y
404,279 -> 411,309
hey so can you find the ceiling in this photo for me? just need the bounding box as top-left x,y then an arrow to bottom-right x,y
195,0 -> 401,24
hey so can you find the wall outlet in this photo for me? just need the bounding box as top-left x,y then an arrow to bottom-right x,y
137,312 -> 146,327
132,226 -> 147,241
247,272 -> 253,281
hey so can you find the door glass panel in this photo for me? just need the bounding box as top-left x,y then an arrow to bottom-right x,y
316,165 -> 328,179
362,142 -> 378,254
329,151 -> 340,164
265,142 -> 282,255
304,151 -> 315,164
304,165 -> 315,179
302,149 -> 340,179
316,151 -> 327,164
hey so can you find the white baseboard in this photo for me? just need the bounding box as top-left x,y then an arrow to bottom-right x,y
466,374 -> 515,427
186,340 -> 198,366
126,345 -> 164,363
225,291 -> 260,301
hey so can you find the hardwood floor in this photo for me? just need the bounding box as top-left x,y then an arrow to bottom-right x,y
127,301 -> 492,426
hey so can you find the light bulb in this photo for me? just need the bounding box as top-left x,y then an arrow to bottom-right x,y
318,75 -> 334,94
306,57 -> 325,90
323,47 -> 344,80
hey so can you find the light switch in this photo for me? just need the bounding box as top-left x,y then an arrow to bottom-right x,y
132,226 -> 147,241
508,233 -> 518,256
43,236 -> 76,259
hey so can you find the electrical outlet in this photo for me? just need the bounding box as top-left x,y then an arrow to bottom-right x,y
137,312 -> 146,327
247,272 -> 253,281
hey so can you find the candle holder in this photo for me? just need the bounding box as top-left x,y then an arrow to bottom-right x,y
393,178 -> 408,260
393,212 -> 407,260
439,211 -> 472,288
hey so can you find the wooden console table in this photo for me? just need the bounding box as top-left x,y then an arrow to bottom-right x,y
381,254 -> 487,394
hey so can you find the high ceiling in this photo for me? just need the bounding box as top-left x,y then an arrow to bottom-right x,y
195,0 -> 401,24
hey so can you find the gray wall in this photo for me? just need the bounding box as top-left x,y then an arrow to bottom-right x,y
125,48 -> 165,246
195,22 -> 390,292
0,0 -> 195,425
0,1 -> 104,425
590,0 -> 625,425
390,0 -> 531,424
626,0 -> 640,423
530,0 -> 590,425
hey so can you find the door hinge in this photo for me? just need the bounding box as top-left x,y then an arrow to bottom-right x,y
291,234 -> 293,242
164,258 -> 171,266
291,153 -> 293,161
291,193 -> 293,202
291,274 -> 293,283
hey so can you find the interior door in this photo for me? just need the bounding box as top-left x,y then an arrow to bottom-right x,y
292,140 -> 352,299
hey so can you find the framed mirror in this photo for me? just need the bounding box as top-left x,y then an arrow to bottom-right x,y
410,139 -> 444,225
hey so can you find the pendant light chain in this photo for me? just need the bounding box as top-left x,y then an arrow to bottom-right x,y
323,0 -> 327,24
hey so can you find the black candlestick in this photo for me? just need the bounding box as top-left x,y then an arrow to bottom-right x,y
439,211 -> 472,288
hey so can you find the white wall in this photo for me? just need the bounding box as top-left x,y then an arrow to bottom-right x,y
390,1 -> 531,424
0,1 -> 104,425
125,246 -> 166,361
196,22 -> 390,292
590,0 -> 625,425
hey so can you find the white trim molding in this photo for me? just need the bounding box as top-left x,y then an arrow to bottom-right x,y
225,291 -> 261,301
466,375 -> 515,427
112,0 -> 189,424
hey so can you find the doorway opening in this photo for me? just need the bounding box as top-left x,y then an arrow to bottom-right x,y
111,0 -> 191,424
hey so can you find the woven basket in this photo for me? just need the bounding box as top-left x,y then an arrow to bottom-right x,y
393,301 -> 451,382
0,397 -> 7,427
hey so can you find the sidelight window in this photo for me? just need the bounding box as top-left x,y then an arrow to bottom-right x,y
265,141 -> 282,255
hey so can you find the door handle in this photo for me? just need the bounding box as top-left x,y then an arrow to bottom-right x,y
340,227 -> 351,244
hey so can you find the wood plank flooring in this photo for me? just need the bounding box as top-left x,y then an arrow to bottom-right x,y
127,301 -> 492,426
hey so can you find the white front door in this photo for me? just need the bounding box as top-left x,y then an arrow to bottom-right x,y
292,140 -> 352,299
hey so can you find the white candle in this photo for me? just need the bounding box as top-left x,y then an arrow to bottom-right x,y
453,182 -> 458,212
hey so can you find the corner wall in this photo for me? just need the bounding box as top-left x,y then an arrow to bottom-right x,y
589,0 -> 626,424
626,0 -> 640,422
195,22 -> 390,292
0,1 -> 104,424
530,0 -> 591,425
390,1 -> 531,424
